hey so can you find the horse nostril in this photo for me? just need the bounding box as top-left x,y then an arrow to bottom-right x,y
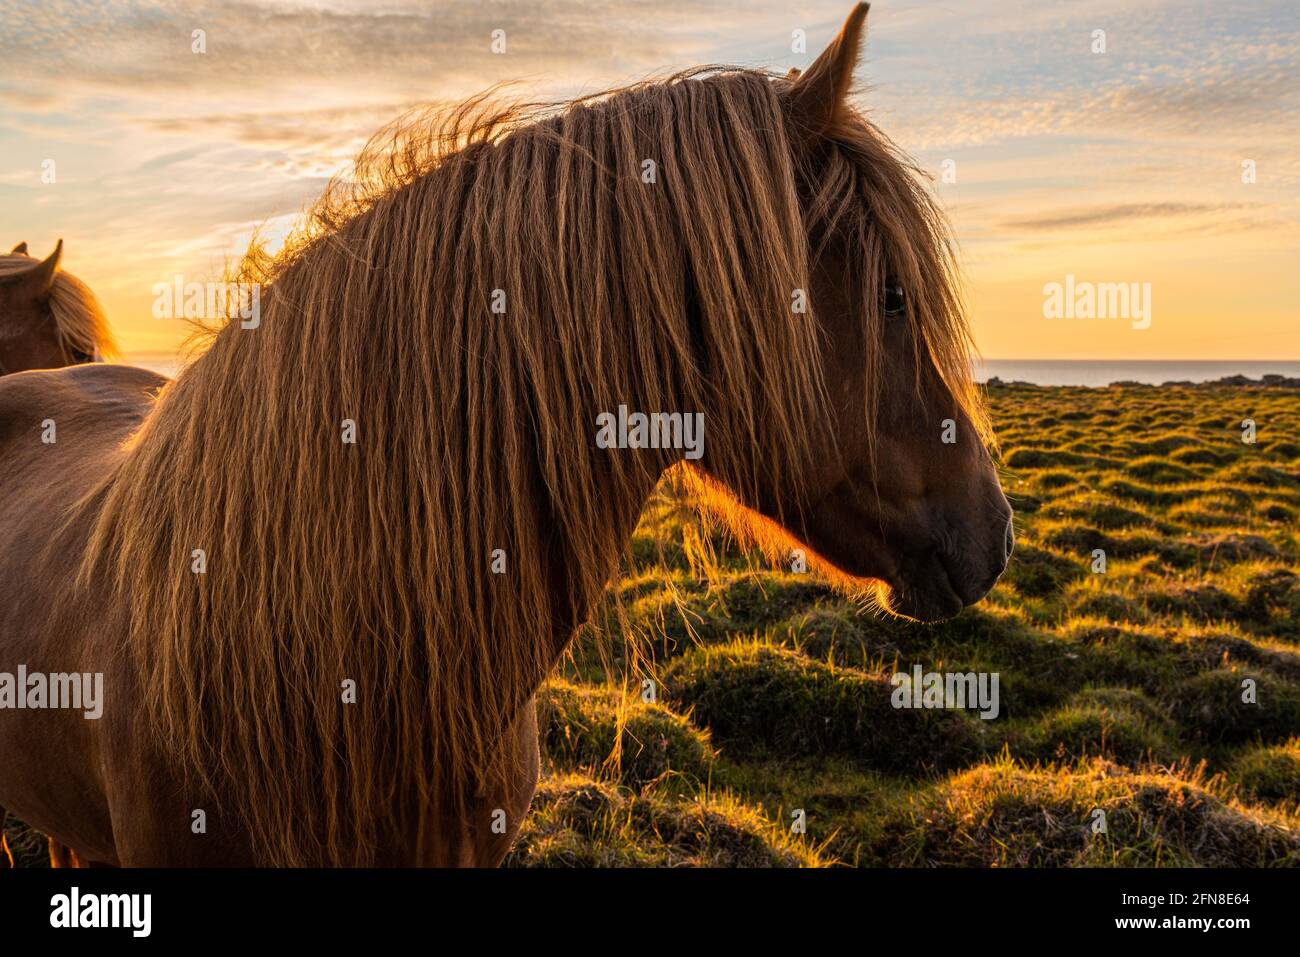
1004,521 -> 1015,562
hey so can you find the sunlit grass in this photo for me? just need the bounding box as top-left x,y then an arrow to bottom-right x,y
7,384 -> 1298,866
528,383 -> 1300,866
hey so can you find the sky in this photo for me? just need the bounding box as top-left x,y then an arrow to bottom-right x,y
2,0 -> 1297,364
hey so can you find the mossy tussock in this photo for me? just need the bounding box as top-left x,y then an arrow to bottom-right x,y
867,758 -> 1300,867
1005,688 -> 1178,767
1170,668 -> 1300,745
601,573 -> 838,664
505,774 -> 826,867
661,639 -> 985,771
536,680 -> 715,788
1001,542 -> 1085,598
781,601 -> 909,668
1228,739 -> 1300,805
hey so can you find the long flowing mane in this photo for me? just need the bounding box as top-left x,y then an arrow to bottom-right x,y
0,253 -> 118,359
81,67 -> 982,865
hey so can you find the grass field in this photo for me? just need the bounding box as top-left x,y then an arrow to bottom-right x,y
6,383 -> 1299,867
510,382 -> 1300,867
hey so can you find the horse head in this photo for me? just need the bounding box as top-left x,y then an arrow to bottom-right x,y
695,4 -> 1013,621
0,240 -> 112,373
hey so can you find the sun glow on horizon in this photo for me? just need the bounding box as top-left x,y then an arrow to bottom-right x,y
4,0 -> 1297,363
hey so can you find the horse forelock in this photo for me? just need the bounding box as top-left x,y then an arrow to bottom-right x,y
80,66 -> 978,865
808,111 -> 989,453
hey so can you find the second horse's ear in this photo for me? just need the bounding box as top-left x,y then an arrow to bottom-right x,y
11,242 -> 29,255
1,239 -> 62,303
785,3 -> 869,136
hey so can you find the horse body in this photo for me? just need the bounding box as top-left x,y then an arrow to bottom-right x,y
0,365 -> 548,865
0,349 -> 628,864
0,5 -> 1014,867
0,366 -> 148,864
0,366 -> 547,866
0,243 -> 120,866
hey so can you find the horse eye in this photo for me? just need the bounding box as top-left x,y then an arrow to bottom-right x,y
882,282 -> 906,318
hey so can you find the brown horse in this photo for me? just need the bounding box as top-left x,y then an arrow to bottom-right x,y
0,241 -> 117,867
0,241 -> 116,375
0,4 -> 1011,867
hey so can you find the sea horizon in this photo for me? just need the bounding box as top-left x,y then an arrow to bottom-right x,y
121,352 -> 1300,389
974,359 -> 1300,387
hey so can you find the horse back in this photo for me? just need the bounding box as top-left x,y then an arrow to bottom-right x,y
0,362 -> 166,651
0,363 -> 164,461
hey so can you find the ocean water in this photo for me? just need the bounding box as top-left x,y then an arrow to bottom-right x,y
123,353 -> 1300,389
975,360 -> 1300,388
121,352 -> 179,378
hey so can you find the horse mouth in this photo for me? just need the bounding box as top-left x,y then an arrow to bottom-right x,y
881,553 -> 973,623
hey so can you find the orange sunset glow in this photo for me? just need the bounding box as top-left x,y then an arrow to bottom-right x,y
4,0 -> 1297,368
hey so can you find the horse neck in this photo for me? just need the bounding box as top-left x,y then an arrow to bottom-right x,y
113,279 -> 676,671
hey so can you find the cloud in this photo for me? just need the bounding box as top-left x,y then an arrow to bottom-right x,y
998,202 -> 1254,232
138,101 -> 424,154
5,0 -> 1299,361
2,0 -> 727,102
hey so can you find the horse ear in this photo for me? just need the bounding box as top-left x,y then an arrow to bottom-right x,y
1,239 -> 62,301
786,2 -> 869,135
11,242 -> 28,255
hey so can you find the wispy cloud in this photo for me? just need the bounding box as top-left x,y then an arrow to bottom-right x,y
999,202 -> 1255,232
2,0 -> 1297,359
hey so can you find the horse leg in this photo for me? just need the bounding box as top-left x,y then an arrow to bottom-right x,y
48,839 -> 84,868
0,806 -> 11,868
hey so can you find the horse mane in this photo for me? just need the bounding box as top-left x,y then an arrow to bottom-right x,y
81,67 -> 982,865
0,254 -> 118,359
